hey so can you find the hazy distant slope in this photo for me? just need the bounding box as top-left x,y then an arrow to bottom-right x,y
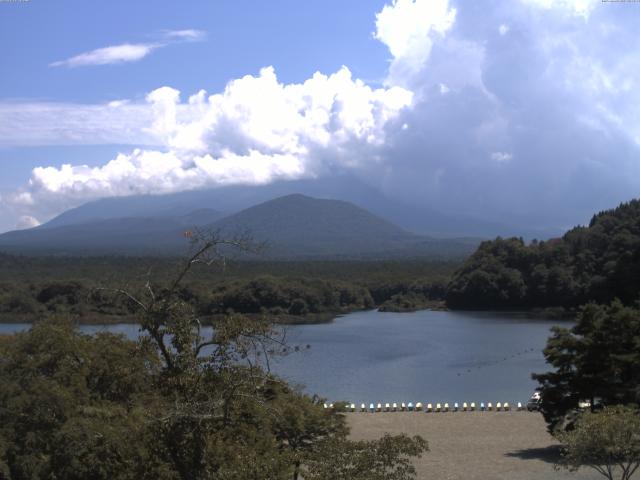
0,209 -> 223,255
0,194 -> 478,258
38,176 -> 547,238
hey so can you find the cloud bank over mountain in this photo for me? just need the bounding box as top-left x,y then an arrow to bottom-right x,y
2,0 -> 640,233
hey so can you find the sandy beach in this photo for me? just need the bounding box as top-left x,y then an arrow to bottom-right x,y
347,411 -> 602,480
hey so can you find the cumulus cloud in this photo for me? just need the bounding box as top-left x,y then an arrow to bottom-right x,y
3,66 -> 412,222
50,29 -> 206,67
374,0 -> 457,87
368,0 -> 640,227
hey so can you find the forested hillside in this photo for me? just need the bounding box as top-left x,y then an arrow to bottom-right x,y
446,200 -> 640,309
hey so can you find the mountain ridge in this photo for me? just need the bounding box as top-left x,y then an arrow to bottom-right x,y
0,194 -> 479,259
35,176 -> 558,239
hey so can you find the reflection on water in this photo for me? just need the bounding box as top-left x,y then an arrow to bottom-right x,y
0,309 -> 569,404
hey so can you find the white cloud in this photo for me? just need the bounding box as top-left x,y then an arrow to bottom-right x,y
51,43 -> 160,67
164,29 -> 206,41
499,24 -> 509,36
50,29 -> 206,68
3,66 -> 412,222
490,151 -> 513,164
107,99 -> 130,108
374,0 -> 457,86
16,216 -> 40,230
0,101 -> 159,146
521,0 -> 599,18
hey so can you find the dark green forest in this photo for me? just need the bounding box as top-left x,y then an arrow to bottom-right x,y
0,254 -> 454,324
446,199 -> 640,310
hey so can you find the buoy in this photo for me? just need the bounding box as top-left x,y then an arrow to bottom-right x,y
415,402 -> 423,411
401,402 -> 406,411
470,402 -> 476,411
463,402 -> 468,411
480,402 -> 485,411
454,402 -> 459,412
361,403 -> 367,412
350,403 -> 356,412
385,403 -> 390,412
369,403 -> 375,413
329,403 -> 334,409
444,403 -> 449,412
504,402 -> 510,411
392,403 -> 398,412
323,403 -> 328,409
436,403 -> 442,412
517,402 -> 523,411
376,403 -> 382,412
427,403 -> 433,413
487,402 -> 493,411
408,402 -> 414,411
496,402 -> 502,411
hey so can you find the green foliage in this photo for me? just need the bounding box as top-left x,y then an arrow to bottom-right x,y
446,199 -> 640,309
0,318 -> 157,480
0,254 -> 457,323
304,434 -> 428,480
555,406 -> 640,480
209,275 -> 374,316
0,235 -> 428,479
533,301 -> 640,431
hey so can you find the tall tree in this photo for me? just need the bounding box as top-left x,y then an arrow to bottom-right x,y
556,406 -> 640,480
533,301 -> 640,431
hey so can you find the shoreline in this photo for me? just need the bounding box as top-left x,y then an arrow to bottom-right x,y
0,304 -> 574,326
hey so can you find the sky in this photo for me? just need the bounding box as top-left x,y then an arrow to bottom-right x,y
1,0 -> 639,233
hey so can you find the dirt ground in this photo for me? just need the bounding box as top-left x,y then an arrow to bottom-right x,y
347,411 -> 603,480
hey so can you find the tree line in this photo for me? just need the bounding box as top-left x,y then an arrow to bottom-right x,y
0,256 -> 455,323
446,199 -> 640,310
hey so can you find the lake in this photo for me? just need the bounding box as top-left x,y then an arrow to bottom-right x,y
0,309 -> 567,405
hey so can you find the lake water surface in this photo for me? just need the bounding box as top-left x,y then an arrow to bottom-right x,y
0,309 -> 567,405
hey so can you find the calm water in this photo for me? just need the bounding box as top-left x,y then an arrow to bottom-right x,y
0,310 -> 567,405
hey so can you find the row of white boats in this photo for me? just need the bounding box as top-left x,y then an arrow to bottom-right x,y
324,401 -> 528,412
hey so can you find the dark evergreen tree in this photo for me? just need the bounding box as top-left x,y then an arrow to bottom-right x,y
533,301 -> 640,431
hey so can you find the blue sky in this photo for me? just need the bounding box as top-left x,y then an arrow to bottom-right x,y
1,0 -> 640,233
1,0 -> 389,101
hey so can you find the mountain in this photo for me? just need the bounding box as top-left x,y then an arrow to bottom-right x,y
0,194 -> 478,259
209,194 -> 474,258
37,176 -> 555,239
0,209 -> 223,256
